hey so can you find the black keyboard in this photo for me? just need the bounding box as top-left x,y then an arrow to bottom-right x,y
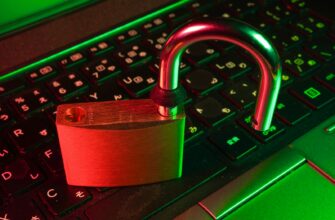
1,0 -> 335,219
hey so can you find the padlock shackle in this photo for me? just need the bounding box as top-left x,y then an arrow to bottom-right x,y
157,19 -> 282,131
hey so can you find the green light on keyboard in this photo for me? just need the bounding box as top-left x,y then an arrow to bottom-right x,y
227,136 -> 240,146
304,87 -> 321,99
316,22 -> 325,29
277,103 -> 285,110
326,73 -> 335,81
307,60 -> 317,66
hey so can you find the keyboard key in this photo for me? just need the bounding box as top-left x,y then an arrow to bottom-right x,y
145,31 -> 169,54
190,93 -> 235,127
58,52 -> 86,68
118,67 -> 157,97
184,115 -> 203,142
0,141 -> 13,164
26,65 -> 56,82
266,28 -> 303,51
39,180 -> 91,216
283,49 -> 320,76
0,78 -> 25,96
314,69 -> 335,92
305,36 -> 335,61
116,28 -> 142,44
9,87 -> 54,117
87,41 -> 113,56
221,0 -> 258,17
183,68 -> 223,95
209,125 -> 257,160
142,18 -> 168,33
88,79 -> 128,101
0,159 -> 44,195
275,93 -> 311,125
210,52 -> 252,79
7,116 -> 53,153
82,57 -> 121,83
165,7 -> 192,28
292,14 -> 328,36
0,198 -> 45,220
114,42 -> 152,68
39,142 -> 64,173
260,3 -> 293,24
184,42 -> 218,65
47,72 -> 88,100
238,114 -> 285,143
221,76 -> 258,109
0,105 -> 13,127
289,79 -> 335,109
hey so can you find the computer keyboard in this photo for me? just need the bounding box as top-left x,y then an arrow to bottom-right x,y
0,0 -> 335,219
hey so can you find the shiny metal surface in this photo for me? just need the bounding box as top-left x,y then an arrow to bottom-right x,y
156,19 -> 282,130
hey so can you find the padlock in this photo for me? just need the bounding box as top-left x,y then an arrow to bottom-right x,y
56,18 -> 282,187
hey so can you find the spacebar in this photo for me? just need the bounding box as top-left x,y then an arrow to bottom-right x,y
198,147 -> 305,219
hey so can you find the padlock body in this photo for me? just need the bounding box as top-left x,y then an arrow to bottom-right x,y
56,99 -> 185,187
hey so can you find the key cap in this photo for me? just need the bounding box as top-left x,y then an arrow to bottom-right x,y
82,57 -> 121,83
260,3 -> 293,24
237,114 -> 285,143
183,68 -> 223,96
0,78 -> 25,96
0,159 -> 44,195
210,52 -> 252,79
275,93 -> 311,125
0,141 -> 13,164
314,69 -> 335,92
249,70 -> 294,87
289,79 -> 335,109
184,114 -> 203,142
283,49 -> 319,76
209,125 -> 257,160
87,41 -> 113,56
305,36 -> 335,61
184,42 -> 218,65
114,42 -> 152,68
39,142 -> 64,173
142,18 -> 168,33
266,28 -> 303,51
165,6 -> 192,28
221,76 -> 258,109
0,198 -> 45,220
292,14 -> 327,36
47,72 -> 88,100
88,79 -> 127,102
9,87 -> 54,117
39,180 -> 91,216
116,28 -> 142,44
145,31 -> 169,55
190,93 -> 235,127
26,65 -> 56,82
0,105 -> 13,128
58,52 -> 86,68
221,0 -> 258,17
118,67 -> 157,97
7,116 -> 53,153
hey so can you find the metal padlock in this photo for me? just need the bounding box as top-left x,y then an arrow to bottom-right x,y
56,18 -> 282,187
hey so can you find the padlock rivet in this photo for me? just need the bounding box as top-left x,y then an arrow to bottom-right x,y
64,107 -> 86,122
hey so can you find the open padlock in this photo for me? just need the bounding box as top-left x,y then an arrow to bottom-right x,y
56,18 -> 282,187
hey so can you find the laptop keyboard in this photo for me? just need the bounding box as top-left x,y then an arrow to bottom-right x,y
1,0 -> 335,219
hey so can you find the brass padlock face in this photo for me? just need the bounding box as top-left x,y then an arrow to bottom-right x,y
56,99 -> 185,187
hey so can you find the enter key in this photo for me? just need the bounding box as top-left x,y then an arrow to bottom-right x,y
289,114 -> 335,181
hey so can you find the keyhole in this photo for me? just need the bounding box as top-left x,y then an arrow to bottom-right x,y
64,107 -> 86,122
